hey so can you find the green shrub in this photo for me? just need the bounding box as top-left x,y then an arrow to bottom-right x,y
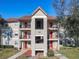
0,45 -> 14,48
47,50 -> 54,57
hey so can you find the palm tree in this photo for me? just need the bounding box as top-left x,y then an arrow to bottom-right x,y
3,28 -> 12,45
0,16 -> 10,46
0,16 -> 5,46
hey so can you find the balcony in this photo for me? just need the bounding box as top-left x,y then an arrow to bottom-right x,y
48,25 -> 58,30
20,31 -> 31,41
20,35 -> 31,41
48,31 -> 58,41
19,22 -> 31,30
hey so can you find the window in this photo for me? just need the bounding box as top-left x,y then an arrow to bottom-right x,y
35,36 -> 43,43
28,41 -> 31,44
15,41 -> 18,45
20,22 -> 22,28
35,18 -> 43,29
27,21 -> 31,28
27,31 -> 31,39
49,23 -> 53,27
15,23 -> 18,26
24,22 -> 27,28
15,34 -> 18,36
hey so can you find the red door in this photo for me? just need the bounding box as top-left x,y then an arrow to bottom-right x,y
24,32 -> 27,39
24,41 -> 27,48
49,41 -> 53,49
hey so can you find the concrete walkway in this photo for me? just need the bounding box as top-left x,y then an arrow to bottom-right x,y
54,51 -> 68,59
8,49 -> 29,59
28,53 -> 43,59
28,56 -> 38,59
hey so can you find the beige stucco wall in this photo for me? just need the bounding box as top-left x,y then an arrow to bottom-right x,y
31,9 -> 47,56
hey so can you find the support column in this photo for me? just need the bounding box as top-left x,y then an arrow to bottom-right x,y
44,50 -> 47,56
21,31 -> 24,39
58,39 -> 60,50
22,42 -> 24,49
32,50 -> 35,56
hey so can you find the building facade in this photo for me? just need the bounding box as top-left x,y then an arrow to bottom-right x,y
1,7 -> 59,56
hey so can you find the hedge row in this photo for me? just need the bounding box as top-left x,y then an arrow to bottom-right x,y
47,50 -> 54,57
0,45 -> 14,48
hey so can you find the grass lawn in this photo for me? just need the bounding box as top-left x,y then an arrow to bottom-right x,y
17,56 -> 58,59
0,48 -> 18,59
16,54 -> 58,59
0,48 -> 58,59
59,47 -> 79,59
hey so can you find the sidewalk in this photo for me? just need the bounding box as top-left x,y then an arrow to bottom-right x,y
28,56 -> 38,59
28,53 -> 43,59
54,51 -> 68,59
8,49 -> 29,59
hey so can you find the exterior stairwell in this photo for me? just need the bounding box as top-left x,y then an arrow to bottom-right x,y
8,48 -> 31,59
24,49 -> 32,56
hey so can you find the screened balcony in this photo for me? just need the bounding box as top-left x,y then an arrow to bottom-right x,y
20,22 -> 31,30
20,31 -> 31,41
48,22 -> 58,30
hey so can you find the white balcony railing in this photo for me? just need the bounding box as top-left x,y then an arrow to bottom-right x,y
19,28 -> 31,30
20,39 -> 31,41
48,38 -> 58,41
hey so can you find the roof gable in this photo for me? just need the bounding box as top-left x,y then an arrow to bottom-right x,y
32,7 -> 48,16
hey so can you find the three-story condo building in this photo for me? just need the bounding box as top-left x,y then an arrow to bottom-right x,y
1,7 -> 59,56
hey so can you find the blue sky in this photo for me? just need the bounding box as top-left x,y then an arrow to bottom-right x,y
0,0 -> 57,19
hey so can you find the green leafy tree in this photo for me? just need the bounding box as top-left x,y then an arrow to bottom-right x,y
53,0 -> 79,46
64,0 -> 79,46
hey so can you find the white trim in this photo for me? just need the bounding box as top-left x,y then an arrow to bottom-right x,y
20,39 -> 31,41
35,35 -> 43,36
35,49 -> 44,51
49,39 -> 58,41
32,16 -> 47,18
